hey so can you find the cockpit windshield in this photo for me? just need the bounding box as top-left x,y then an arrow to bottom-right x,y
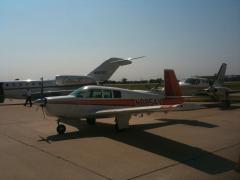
70,87 -> 90,98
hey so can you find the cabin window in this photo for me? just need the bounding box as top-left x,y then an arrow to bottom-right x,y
90,89 -> 102,98
103,90 -> 112,98
113,90 -> 121,98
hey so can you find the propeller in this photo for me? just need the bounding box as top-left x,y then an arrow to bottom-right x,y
35,77 -> 47,119
34,97 -> 47,119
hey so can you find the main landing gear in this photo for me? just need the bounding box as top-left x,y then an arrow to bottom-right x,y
86,118 -> 96,125
56,119 -> 66,135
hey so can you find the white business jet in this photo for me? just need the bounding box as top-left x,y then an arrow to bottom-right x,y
0,56 -> 144,103
35,69 -> 198,135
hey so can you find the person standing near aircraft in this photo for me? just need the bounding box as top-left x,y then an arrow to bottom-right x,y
24,88 -> 32,107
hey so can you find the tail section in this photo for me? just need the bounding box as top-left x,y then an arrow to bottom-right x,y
87,56 -> 145,82
163,69 -> 184,105
213,63 -> 227,86
164,69 -> 182,97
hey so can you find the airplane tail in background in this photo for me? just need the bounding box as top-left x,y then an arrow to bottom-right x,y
163,69 -> 184,104
87,56 -> 145,82
213,63 -> 227,86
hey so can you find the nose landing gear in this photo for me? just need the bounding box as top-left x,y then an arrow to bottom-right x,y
56,119 -> 66,135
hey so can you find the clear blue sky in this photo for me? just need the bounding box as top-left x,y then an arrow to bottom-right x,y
0,0 -> 239,81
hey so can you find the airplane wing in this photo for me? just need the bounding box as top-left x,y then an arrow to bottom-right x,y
94,103 -> 203,117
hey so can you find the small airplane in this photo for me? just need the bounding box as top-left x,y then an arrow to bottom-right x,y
0,56 -> 144,103
179,63 -> 240,106
35,69 -> 200,135
179,63 -> 227,96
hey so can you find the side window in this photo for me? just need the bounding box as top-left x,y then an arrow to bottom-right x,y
90,89 -> 102,98
103,90 -> 112,98
113,90 -> 121,98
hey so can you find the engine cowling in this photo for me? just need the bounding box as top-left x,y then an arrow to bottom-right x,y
55,75 -> 96,86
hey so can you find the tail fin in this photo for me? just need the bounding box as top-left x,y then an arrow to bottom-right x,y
164,69 -> 182,96
88,56 -> 145,82
163,69 -> 184,105
213,63 -> 227,86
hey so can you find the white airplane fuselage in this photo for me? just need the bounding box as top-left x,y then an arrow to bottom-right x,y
44,85 -> 173,119
1,77 -> 95,100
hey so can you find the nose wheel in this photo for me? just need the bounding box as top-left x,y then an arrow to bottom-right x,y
57,124 -> 66,135
87,118 -> 96,125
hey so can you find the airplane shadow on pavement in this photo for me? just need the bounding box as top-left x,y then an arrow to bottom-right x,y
45,118 -> 236,175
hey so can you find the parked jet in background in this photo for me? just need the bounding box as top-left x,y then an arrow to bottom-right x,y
0,56 -> 144,103
35,69 -> 200,135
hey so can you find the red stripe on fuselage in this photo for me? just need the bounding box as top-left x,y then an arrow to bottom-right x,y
48,98 -> 183,106
49,99 -> 136,106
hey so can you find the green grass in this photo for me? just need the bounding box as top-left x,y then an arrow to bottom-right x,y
105,82 -> 240,102
224,82 -> 240,90
106,81 -> 240,90
105,83 -> 161,90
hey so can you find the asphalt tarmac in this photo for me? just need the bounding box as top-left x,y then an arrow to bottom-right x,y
0,100 -> 239,180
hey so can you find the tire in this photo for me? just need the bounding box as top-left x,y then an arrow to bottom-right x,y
87,118 -> 96,125
57,124 -> 66,135
224,100 -> 231,107
115,123 -> 125,132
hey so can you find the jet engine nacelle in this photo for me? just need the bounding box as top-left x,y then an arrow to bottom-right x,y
55,75 -> 96,86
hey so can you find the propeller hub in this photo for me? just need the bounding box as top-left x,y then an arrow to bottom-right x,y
34,98 -> 47,107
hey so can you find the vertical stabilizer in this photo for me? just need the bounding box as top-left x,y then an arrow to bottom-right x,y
87,58 -> 132,82
87,56 -> 144,82
164,69 -> 182,96
163,69 -> 183,104
214,63 -> 227,86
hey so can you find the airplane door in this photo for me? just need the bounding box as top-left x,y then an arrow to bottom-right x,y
0,83 -> 4,103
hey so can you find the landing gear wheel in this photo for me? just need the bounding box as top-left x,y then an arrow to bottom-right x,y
87,118 -> 96,125
115,123 -> 125,132
57,124 -> 66,135
224,100 -> 231,107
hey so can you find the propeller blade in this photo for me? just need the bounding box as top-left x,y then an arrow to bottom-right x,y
40,77 -> 44,99
41,106 -> 46,119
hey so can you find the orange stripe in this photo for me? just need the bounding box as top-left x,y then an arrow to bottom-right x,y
50,99 -> 136,106
49,98 -> 183,106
